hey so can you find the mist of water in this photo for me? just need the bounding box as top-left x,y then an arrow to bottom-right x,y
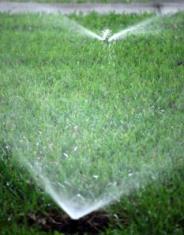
60,16 -> 103,41
1,79 -> 178,220
25,158 -> 172,219
26,161 -> 111,219
0,12 -> 180,220
108,16 -> 159,42
35,13 -> 174,43
58,15 -> 159,42
0,91 -> 175,220
60,13 -> 175,43
43,14 -> 103,40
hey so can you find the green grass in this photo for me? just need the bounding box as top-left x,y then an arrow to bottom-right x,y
0,12 -> 184,234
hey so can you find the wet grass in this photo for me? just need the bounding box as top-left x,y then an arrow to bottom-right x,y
0,12 -> 184,234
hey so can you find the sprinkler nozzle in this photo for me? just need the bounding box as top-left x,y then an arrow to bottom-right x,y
100,29 -> 112,43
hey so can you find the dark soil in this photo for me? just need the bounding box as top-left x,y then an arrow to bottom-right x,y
24,209 -> 128,235
27,210 -> 110,234
176,61 -> 184,66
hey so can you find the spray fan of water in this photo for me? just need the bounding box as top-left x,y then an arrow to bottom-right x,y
0,13 -> 181,220
35,12 -> 175,43
46,12 -> 174,43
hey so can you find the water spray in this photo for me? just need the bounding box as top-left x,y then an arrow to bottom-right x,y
63,13 -> 174,43
100,29 -> 112,43
0,12 -> 179,221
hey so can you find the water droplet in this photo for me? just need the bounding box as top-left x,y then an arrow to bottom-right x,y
93,175 -> 99,179
63,153 -> 69,158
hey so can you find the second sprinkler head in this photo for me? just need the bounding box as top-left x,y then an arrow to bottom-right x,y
100,29 -> 112,42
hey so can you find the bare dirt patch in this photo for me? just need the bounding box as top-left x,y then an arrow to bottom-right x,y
23,209 -> 128,234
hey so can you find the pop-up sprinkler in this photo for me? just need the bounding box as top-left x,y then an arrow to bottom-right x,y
100,29 -> 112,42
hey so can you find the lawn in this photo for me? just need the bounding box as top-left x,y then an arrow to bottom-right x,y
0,12 -> 184,234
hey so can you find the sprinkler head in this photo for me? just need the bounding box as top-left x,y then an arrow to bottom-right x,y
100,29 -> 112,43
